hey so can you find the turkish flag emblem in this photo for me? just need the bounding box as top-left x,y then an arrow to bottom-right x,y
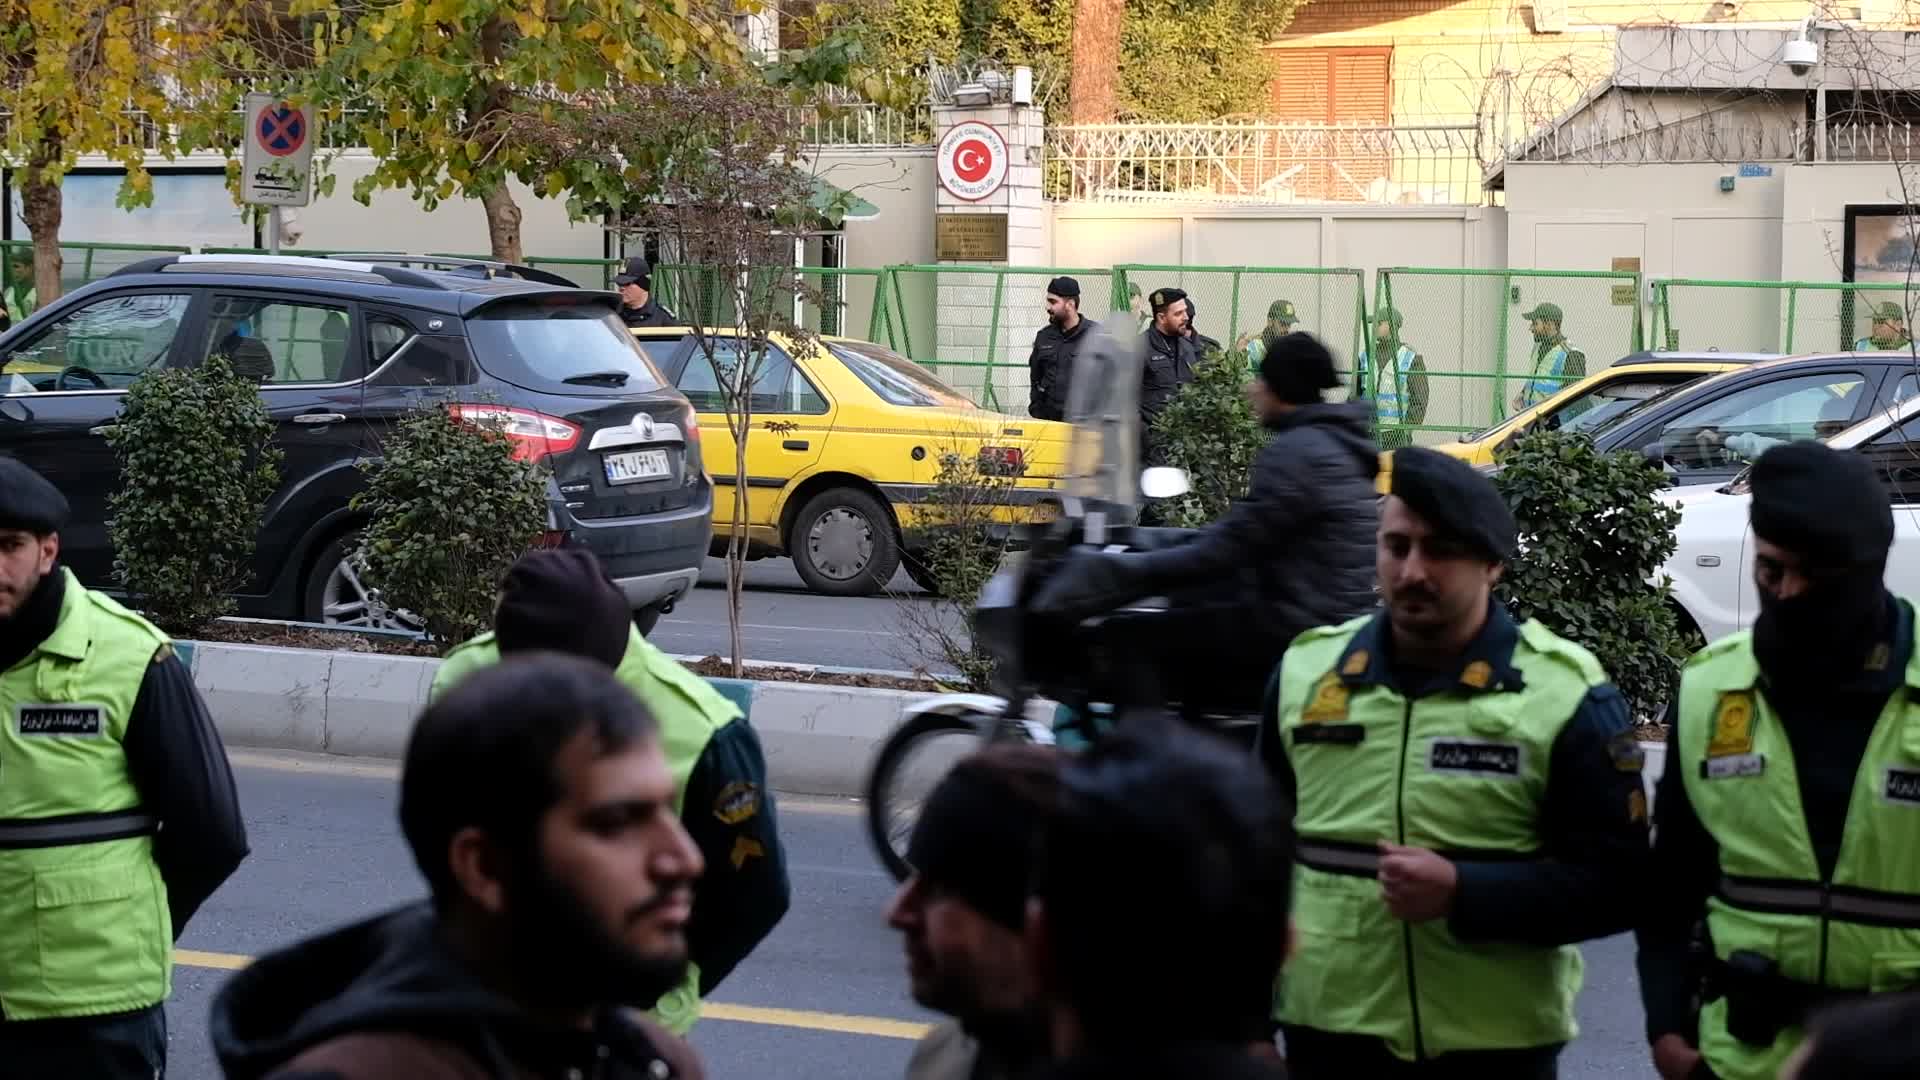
953,139 -> 993,183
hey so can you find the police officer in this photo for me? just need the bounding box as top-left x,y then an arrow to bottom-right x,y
1265,447 -> 1648,1078
1140,287 -> 1199,459
1515,302 -> 1583,412
431,548 -> 789,1038
1242,299 -> 1299,373
1028,276 -> 1099,422
1853,301 -> 1912,351
616,256 -> 679,328
1362,305 -> 1428,450
1183,297 -> 1222,357
1637,441 -> 1916,1080
0,458 -> 248,1077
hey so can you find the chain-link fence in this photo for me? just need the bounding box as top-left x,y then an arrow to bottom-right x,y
1,240 -> 194,307
1372,267 -> 1646,443
1651,279 -> 1920,354
878,264 -> 1120,412
1112,264 -> 1367,402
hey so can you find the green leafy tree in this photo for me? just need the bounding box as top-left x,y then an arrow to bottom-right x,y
1150,351 -> 1266,527
1492,430 -> 1697,718
105,356 -> 283,634
351,405 -> 548,645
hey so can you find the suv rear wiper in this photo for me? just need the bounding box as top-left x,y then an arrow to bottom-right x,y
562,370 -> 630,387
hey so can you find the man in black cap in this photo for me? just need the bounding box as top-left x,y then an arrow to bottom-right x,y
616,255 -> 679,328
431,548 -> 789,1036
1028,276 -> 1099,422
1267,446 -> 1648,1077
1638,441 -> 1914,1080
1183,296 -> 1222,358
887,744 -> 1059,1080
1140,286 -> 1199,445
0,457 -> 247,1077
1032,331 -> 1380,712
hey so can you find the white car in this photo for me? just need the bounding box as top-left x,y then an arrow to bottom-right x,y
1661,393 -> 1920,643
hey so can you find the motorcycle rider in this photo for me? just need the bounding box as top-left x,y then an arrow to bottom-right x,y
1031,330 -> 1380,711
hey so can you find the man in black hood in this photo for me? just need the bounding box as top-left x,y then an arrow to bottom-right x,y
210,655 -> 707,1080
1033,331 -> 1381,708
1638,441 -> 1909,1080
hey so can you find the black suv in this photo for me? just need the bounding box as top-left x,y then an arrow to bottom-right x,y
0,253 -> 711,633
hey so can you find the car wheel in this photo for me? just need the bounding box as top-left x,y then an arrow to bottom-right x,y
633,603 -> 664,637
302,534 -> 424,633
789,487 -> 900,597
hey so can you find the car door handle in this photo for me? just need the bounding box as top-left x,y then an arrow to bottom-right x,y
293,413 -> 348,425
782,439 -> 809,451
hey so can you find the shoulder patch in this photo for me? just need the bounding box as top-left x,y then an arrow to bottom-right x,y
1342,650 -> 1370,676
714,780 -> 761,825
1608,730 -> 1646,773
1301,672 -> 1350,724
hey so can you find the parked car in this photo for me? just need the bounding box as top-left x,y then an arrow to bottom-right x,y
1662,388 -> 1920,644
632,328 -> 1071,596
0,253 -> 711,634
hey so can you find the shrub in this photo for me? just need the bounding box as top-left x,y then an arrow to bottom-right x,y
351,405 -> 549,645
1150,350 -> 1266,527
105,355 -> 282,634
1492,429 -> 1697,718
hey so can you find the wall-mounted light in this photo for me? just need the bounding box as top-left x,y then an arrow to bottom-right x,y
952,82 -> 993,107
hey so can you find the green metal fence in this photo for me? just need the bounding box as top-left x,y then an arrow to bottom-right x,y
1373,267 -> 1646,442
1650,278 -> 1920,354
0,240 -> 193,303
877,264 -> 1120,412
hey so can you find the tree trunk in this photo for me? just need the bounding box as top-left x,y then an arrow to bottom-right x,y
1068,0 -> 1126,124
19,156 -> 64,308
480,184 -> 524,264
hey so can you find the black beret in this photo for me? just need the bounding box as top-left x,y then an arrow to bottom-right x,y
1258,331 -> 1341,405
1148,287 -> 1188,314
1750,441 -> 1894,572
494,548 -> 632,670
1389,447 -> 1515,563
0,457 -> 68,536
1047,276 -> 1081,300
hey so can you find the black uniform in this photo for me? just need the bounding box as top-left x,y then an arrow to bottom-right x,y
620,297 -> 679,329
1029,316 -> 1100,422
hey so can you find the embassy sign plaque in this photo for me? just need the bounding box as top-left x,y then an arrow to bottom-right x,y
934,214 -> 1010,262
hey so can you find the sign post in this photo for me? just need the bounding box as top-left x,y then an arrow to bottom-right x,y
241,92 -> 317,255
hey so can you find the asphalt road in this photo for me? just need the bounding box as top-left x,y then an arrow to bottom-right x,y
649,557 -> 962,672
157,749 -> 1669,1078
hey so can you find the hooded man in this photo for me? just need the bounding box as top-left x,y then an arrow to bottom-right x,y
1032,331 -> 1381,710
1638,442 -> 1915,1080
1029,276 -> 1100,422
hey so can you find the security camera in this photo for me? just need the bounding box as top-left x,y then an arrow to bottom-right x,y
1783,37 -> 1819,75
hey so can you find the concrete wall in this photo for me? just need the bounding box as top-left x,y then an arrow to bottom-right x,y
293,152 -> 604,258
808,148 -> 937,338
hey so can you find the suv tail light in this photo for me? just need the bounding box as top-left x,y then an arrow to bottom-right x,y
449,404 -> 581,462
978,445 -> 1025,477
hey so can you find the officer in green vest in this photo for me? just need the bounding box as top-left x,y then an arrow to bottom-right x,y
1638,441 -> 1918,1080
429,548 -> 789,1038
1853,301 -> 1912,351
1514,302 -> 1584,413
0,457 -> 248,1076
1361,306 -> 1428,450
1263,447 -> 1649,1077
1241,298 -> 1299,374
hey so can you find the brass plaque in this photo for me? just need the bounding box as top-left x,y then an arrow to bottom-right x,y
935,214 -> 1009,262
1611,256 -> 1641,273
1611,257 -> 1641,306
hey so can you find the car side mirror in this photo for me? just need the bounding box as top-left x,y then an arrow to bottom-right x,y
1140,466 -> 1191,499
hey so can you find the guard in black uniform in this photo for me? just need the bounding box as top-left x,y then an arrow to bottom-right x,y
616,256 -> 679,328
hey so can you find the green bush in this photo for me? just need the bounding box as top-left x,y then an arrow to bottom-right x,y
1150,351 -> 1266,527
1492,430 -> 1697,717
351,406 -> 549,645
105,355 -> 282,634
893,445 -> 1029,690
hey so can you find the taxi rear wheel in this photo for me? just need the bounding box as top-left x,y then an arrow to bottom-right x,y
790,487 -> 900,597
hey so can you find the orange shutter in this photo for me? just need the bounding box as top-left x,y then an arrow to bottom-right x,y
1330,50 -> 1392,124
1270,51 -> 1332,122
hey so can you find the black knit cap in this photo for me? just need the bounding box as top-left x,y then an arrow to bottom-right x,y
493,548 -> 632,670
0,456 -> 68,536
1390,447 -> 1516,563
1257,331 -> 1341,405
1047,276 -> 1080,300
1750,440 -> 1894,573
905,753 -> 1054,932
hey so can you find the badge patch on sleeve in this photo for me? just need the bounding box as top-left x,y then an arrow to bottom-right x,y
17,704 -> 104,736
714,781 -> 761,825
1608,730 -> 1646,773
1301,673 -> 1350,725
1428,737 -> 1523,778
1884,768 -> 1920,806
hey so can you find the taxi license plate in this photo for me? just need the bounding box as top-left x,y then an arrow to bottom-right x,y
603,449 -> 671,485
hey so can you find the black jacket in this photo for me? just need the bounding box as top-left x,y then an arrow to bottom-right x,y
1137,402 -> 1381,645
1028,317 -> 1099,421
620,297 -> 679,329
209,903 -> 704,1080
1140,328 -> 1199,425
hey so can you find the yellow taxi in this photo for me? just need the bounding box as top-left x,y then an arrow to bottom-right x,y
1373,351 -> 1773,493
633,328 -> 1071,596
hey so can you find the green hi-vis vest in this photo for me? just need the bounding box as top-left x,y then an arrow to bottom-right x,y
1677,622 -> 1920,1080
1520,342 -> 1573,408
0,570 -> 173,1020
1274,614 -> 1605,1060
1370,345 -> 1420,425
431,626 -> 741,1036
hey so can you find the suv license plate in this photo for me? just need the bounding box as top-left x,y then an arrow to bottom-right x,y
604,449 -> 671,485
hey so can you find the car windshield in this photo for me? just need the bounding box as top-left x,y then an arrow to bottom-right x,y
1554,378 -> 1697,436
825,340 -> 975,408
465,301 -> 665,396
1587,378 -> 1715,442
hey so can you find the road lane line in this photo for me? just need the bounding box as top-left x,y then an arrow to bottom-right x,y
173,950 -> 929,1040
227,751 -> 864,816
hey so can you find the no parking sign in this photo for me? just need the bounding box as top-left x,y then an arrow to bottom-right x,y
242,93 -> 316,207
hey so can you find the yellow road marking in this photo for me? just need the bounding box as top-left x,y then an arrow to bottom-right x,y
226,749 -> 863,816
173,949 -> 927,1040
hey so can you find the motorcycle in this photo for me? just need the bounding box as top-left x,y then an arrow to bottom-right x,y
862,328 -> 1266,882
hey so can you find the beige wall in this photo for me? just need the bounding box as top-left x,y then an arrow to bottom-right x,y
808,148 -> 937,338
292,152 -> 604,259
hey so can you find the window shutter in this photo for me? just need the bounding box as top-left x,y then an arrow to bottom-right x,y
1330,51 -> 1392,124
1270,51 -> 1332,122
